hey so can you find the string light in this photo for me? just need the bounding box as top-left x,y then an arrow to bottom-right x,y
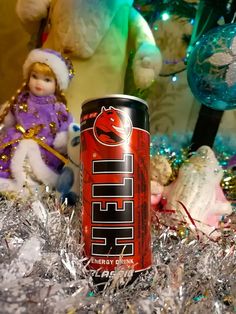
159,67 -> 186,78
171,75 -> 178,82
134,0 -> 198,79
161,12 -> 170,21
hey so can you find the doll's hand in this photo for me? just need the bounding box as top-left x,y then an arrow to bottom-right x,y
3,110 -> 16,128
133,43 -> 162,89
53,131 -> 68,154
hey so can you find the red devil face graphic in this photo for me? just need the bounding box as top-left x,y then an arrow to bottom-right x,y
93,106 -> 132,146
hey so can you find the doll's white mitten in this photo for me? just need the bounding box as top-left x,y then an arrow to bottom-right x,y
133,43 -> 162,89
53,131 -> 68,154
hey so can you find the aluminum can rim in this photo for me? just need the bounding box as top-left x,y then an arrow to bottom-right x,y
81,94 -> 148,108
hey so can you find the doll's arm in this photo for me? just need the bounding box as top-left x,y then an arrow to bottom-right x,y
0,102 -> 16,128
16,0 -> 50,34
129,8 -> 162,89
53,103 -> 73,154
3,111 -> 16,128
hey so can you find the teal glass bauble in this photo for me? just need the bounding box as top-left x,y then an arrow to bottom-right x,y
187,24 -> 236,110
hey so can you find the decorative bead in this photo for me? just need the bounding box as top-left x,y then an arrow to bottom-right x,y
0,154 -> 9,162
49,122 -> 57,135
151,155 -> 172,185
18,103 -> 28,112
223,295 -> 233,305
177,226 -> 189,239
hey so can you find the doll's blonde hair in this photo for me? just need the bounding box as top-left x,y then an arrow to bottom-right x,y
0,62 -> 67,123
29,62 -> 56,80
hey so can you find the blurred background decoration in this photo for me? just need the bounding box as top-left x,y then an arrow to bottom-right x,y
0,0 -> 236,138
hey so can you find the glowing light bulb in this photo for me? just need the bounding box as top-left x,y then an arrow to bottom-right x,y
171,75 -> 177,82
161,12 -> 170,21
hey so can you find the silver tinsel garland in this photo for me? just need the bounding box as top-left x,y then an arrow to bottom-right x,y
0,189 -> 235,314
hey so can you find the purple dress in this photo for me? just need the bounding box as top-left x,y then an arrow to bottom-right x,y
0,92 -> 73,178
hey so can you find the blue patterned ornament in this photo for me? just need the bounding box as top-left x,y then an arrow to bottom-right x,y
187,24 -> 236,110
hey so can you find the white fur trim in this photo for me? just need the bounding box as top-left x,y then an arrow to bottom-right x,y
10,140 -> 29,187
0,139 -> 58,192
27,140 -> 59,186
0,178 -> 19,192
16,0 -> 50,22
11,140 -> 58,187
23,49 -> 70,90
0,139 -> 29,192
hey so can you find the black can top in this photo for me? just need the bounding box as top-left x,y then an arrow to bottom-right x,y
81,94 -> 148,109
81,94 -> 149,132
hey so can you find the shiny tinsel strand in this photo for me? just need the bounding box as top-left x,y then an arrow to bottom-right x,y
151,133 -> 236,201
0,189 -> 235,313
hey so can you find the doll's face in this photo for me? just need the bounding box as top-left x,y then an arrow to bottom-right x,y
29,70 -> 56,97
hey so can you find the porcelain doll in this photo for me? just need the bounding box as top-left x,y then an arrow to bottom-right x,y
0,48 -> 74,192
164,146 -> 232,238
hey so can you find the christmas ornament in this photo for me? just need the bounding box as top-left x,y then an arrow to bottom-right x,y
164,146 -> 233,238
187,23 -> 236,110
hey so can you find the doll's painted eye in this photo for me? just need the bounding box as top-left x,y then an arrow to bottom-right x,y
31,73 -> 38,79
45,77 -> 53,82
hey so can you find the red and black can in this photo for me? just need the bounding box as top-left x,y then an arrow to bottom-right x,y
80,95 -> 151,286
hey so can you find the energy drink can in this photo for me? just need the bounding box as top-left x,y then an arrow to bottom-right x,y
80,95 -> 151,286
